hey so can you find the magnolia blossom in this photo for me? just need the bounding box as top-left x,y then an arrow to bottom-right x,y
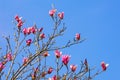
23,28 -> 28,35
15,15 -> 23,28
0,63 -> 5,72
40,33 -> 45,39
58,12 -> 64,19
49,9 -> 56,17
31,26 -> 36,34
26,39 -> 32,46
54,50 -> 62,58
62,55 -> 70,65
6,52 -> 12,61
101,61 -> 109,71
23,27 -> 36,35
43,51 -> 49,57
15,15 -> 21,23
70,64 -> 77,72
27,27 -> 32,34
47,67 -> 53,74
17,20 -> 23,28
75,33 -> 80,40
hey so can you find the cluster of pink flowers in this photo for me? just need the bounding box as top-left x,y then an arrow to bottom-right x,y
49,9 -> 64,20
15,15 -> 23,28
10,9 -> 109,80
54,50 -> 70,65
15,15 -> 46,48
23,26 -> 37,35
0,52 -> 13,72
22,26 -> 44,36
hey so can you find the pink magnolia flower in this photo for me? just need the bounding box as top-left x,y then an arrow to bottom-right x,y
6,52 -> 12,61
17,20 -> 23,28
23,28 -> 28,35
75,33 -> 80,40
43,51 -> 49,57
31,26 -> 36,34
62,55 -> 70,65
101,61 -> 109,71
40,33 -> 45,39
54,50 -> 62,58
58,12 -> 64,19
49,9 -> 56,17
23,27 -> 36,35
27,27 -> 32,34
0,62 -> 5,72
47,67 -> 53,74
26,39 -> 32,46
15,15 -> 23,28
23,57 -> 29,66
15,15 -> 21,22
70,64 -> 77,72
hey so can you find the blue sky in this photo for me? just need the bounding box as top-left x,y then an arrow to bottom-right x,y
0,0 -> 120,79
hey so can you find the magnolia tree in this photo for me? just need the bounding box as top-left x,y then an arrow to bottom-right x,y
0,8 -> 109,80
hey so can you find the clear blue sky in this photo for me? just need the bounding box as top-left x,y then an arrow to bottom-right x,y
0,0 -> 120,79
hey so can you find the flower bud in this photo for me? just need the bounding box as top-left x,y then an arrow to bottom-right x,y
75,33 -> 80,40
26,39 -> 32,46
49,9 -> 56,17
58,12 -> 64,19
70,65 -> 77,72
54,50 -> 62,58
101,61 -> 109,71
